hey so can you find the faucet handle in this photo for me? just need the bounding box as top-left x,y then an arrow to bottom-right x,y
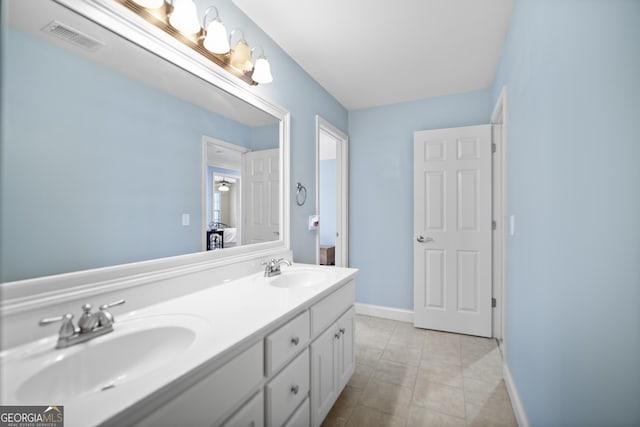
99,299 -> 125,311
39,313 -> 77,338
98,299 -> 125,326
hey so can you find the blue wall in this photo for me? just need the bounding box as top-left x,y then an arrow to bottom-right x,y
1,29 -> 255,282
250,123 -> 279,151
493,1 -> 640,425
319,160 -> 336,246
348,90 -> 493,309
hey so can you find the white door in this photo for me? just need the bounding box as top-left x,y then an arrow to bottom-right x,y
334,139 -> 347,267
242,149 -> 279,244
413,125 -> 492,337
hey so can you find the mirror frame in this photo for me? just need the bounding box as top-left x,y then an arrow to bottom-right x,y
1,0 -> 290,294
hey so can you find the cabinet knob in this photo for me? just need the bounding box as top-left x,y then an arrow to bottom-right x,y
334,332 -> 341,339
339,328 -> 345,335
291,336 -> 300,346
290,385 -> 299,395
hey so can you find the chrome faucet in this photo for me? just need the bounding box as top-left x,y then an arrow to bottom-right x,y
262,258 -> 292,277
39,299 -> 125,349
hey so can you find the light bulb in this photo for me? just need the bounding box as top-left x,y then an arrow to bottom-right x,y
203,20 -> 230,54
230,40 -> 250,72
252,57 -> 273,84
168,0 -> 200,35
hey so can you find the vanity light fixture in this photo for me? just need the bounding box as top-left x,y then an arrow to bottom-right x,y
202,6 -> 229,54
251,46 -> 273,84
117,0 -> 272,85
131,0 -> 164,8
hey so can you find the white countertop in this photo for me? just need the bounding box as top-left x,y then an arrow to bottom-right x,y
0,263 -> 358,427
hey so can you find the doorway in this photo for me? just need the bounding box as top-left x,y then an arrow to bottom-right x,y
315,116 -> 349,267
202,136 -> 248,251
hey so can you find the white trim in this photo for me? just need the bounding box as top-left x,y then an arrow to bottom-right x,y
491,87 -> 509,352
315,116 -> 349,267
355,303 -> 413,323
504,363 -> 530,427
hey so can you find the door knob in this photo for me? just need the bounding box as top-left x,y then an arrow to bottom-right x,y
416,236 -> 434,243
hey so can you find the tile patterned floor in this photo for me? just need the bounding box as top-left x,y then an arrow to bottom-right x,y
321,315 -> 518,427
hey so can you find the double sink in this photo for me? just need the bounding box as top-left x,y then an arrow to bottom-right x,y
1,265 -> 330,410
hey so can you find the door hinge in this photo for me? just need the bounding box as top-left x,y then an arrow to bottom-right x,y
492,220 -> 496,230
492,143 -> 496,153
492,297 -> 497,308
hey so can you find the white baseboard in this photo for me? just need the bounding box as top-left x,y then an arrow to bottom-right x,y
503,363 -> 530,427
355,303 -> 413,323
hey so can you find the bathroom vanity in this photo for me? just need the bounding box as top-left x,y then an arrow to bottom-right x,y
0,0 -> 354,425
1,263 -> 357,427
122,267 -> 356,427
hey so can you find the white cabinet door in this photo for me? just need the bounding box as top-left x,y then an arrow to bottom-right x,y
310,306 -> 355,427
310,325 -> 339,427
413,125 -> 493,337
336,307 -> 355,389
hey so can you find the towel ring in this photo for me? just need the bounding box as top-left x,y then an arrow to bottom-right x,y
296,182 -> 307,206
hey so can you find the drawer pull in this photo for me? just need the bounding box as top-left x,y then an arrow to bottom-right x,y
290,385 -> 299,395
291,336 -> 300,345
339,328 -> 345,335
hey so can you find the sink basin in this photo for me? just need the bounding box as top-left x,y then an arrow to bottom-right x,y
269,268 -> 330,288
2,314 -> 210,404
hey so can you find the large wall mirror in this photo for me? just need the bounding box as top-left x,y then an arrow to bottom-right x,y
1,0 -> 289,283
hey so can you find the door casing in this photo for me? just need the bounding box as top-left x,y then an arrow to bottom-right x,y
315,116 -> 349,267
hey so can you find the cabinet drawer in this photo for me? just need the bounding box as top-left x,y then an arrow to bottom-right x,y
265,311 -> 310,375
284,397 -> 310,427
221,391 -> 263,427
266,348 -> 310,427
310,281 -> 355,337
133,341 -> 263,427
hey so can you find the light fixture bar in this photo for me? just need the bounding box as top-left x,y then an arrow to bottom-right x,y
115,0 -> 258,85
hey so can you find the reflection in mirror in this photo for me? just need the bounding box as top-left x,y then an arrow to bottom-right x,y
1,0 -> 283,282
203,137 -> 281,251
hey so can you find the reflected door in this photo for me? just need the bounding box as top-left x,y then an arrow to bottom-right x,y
242,149 -> 279,243
413,125 -> 492,337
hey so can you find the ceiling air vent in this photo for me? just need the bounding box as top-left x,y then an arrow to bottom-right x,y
41,21 -> 105,52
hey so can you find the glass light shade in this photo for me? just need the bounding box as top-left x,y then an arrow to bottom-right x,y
132,0 -> 164,8
230,40 -> 250,72
252,57 -> 273,84
218,182 -> 230,192
203,20 -> 230,54
168,0 -> 200,35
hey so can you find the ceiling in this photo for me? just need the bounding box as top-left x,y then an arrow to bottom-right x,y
232,0 -> 515,110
